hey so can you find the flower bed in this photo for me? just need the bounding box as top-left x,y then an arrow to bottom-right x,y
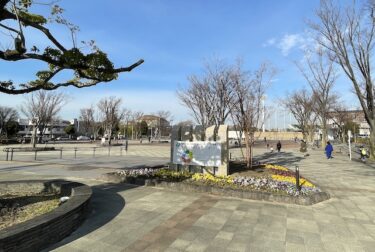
113,164 -> 324,198
116,168 -> 191,182
191,171 -> 319,197
107,166 -> 329,205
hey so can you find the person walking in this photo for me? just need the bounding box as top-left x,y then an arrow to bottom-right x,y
276,141 -> 282,152
300,139 -> 307,153
325,141 -> 333,159
360,147 -> 367,162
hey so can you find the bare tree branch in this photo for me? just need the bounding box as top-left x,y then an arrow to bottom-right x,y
311,0 -> 375,157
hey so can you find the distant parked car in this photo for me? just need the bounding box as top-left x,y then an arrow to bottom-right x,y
229,138 -> 240,147
40,136 -> 51,143
56,137 -> 70,141
77,136 -> 90,141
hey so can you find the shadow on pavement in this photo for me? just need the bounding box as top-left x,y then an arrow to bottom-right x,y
253,151 -> 304,167
46,182 -> 138,250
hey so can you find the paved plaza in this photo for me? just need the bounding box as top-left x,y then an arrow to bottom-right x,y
0,143 -> 375,251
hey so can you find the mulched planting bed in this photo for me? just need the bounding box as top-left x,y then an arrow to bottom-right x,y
0,193 -> 60,230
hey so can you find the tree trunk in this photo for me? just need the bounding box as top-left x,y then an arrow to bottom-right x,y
244,131 -> 251,169
369,121 -> 375,160
302,131 -> 308,141
108,128 -> 112,145
31,126 -> 37,148
321,119 -> 327,148
341,130 -> 345,143
308,127 -> 315,144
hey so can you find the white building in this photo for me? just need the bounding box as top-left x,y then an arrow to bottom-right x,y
327,110 -> 370,139
17,119 -> 72,138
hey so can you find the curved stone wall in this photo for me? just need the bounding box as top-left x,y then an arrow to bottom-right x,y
0,180 -> 92,252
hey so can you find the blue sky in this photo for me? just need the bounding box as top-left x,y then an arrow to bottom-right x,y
0,0 -> 358,126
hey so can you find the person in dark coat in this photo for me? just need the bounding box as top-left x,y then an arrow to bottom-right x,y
276,141 -> 282,152
300,140 -> 307,152
325,141 -> 333,159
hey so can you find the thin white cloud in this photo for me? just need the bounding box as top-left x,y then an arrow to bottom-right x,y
264,32 -> 316,56
262,38 -> 276,47
278,34 -> 304,56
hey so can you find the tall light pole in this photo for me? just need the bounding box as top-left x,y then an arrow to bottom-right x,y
274,110 -> 278,132
261,96 -> 266,132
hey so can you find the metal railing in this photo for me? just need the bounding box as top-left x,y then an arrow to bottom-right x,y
2,145 -> 129,161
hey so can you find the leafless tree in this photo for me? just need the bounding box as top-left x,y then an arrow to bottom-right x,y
121,108 -> 132,138
155,110 -> 173,122
177,59 -> 234,129
296,49 -> 338,147
131,111 -> 144,139
311,0 -> 375,157
79,105 -> 99,138
229,62 -> 275,168
97,96 -> 124,145
176,120 -> 195,127
0,106 -> 18,138
283,89 -> 317,141
154,110 -> 173,137
205,59 -> 235,126
178,76 -> 213,129
20,90 -> 66,148
329,104 -> 354,142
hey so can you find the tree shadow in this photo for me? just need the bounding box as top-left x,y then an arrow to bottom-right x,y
229,151 -> 304,173
45,182 -> 138,250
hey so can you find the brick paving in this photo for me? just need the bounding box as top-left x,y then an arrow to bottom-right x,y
125,196 -> 218,252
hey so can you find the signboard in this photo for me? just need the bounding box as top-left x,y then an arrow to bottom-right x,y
172,141 -> 221,166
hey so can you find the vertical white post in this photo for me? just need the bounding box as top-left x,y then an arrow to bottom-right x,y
274,111 -> 277,131
348,130 -> 352,161
262,96 -> 265,132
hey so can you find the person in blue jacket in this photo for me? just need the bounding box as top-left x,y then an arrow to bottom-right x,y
325,141 -> 333,159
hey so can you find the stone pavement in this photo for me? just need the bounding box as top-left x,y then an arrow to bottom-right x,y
1,145 -> 375,251
0,143 -> 170,162
0,143 -> 169,182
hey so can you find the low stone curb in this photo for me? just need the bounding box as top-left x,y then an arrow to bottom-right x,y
102,173 -> 330,205
0,180 -> 92,252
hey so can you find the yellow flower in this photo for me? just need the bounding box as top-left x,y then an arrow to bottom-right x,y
271,174 -> 315,187
264,164 -> 289,171
192,173 -> 234,184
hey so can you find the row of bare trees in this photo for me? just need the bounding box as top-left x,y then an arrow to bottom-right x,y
283,48 -> 338,147
178,59 -> 275,168
0,90 -> 175,147
79,99 -> 174,143
285,0 -> 375,158
311,0 -> 375,158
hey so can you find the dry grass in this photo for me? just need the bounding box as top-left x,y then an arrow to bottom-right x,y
0,193 -> 60,230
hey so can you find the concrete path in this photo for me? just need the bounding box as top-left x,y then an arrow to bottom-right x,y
1,145 -> 374,251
